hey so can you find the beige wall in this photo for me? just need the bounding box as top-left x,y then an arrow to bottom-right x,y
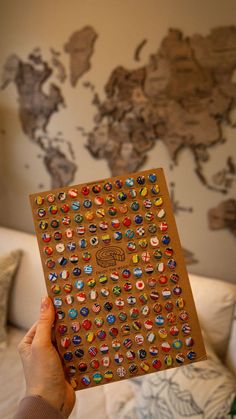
0,0 -> 236,282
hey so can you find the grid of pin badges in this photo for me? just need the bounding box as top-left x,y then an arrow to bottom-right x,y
31,169 -> 199,390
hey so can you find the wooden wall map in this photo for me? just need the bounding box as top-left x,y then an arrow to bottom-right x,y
29,168 -> 206,391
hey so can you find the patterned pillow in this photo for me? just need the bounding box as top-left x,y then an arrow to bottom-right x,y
0,250 -> 22,349
134,333 -> 236,419
104,332 -> 236,419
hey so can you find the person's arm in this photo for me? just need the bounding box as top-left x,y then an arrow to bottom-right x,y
13,296 -> 76,419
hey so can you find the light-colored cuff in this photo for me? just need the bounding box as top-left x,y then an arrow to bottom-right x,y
13,395 -> 65,419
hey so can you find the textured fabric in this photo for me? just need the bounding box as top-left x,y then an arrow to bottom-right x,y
0,249 -> 22,348
13,396 -> 65,419
105,331 -> 236,419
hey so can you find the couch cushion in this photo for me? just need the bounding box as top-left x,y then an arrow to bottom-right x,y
189,273 -> 236,359
0,227 -> 46,330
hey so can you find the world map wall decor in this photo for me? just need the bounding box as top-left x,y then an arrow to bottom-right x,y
1,25 -> 236,246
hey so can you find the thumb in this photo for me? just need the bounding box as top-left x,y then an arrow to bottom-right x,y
34,296 -> 55,346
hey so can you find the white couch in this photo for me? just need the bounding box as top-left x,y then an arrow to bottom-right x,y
0,226 -> 236,419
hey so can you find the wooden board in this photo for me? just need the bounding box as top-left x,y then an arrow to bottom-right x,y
29,168 -> 206,390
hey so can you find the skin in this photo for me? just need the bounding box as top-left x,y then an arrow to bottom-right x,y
18,296 -> 76,418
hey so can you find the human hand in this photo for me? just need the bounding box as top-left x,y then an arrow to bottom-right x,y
18,296 -> 76,418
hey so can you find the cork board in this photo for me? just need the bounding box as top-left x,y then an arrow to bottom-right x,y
29,168 -> 206,391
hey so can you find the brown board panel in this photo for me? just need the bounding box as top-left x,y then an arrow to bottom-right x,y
29,167 -> 206,391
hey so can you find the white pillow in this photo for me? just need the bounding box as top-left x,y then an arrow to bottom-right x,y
105,332 -> 236,419
226,305 -> 236,376
189,273 -> 236,358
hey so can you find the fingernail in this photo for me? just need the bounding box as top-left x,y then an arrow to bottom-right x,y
41,297 -> 50,312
